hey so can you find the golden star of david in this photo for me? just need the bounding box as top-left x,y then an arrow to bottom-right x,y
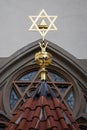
29,9 -> 57,40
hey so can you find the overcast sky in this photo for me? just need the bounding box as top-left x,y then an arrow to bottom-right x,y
0,0 -> 87,58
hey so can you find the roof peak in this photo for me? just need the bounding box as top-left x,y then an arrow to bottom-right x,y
33,81 -> 57,99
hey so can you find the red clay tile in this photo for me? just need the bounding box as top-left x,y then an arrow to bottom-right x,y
5,81 -> 81,130
5,123 -> 17,130
17,118 -> 26,130
38,121 -> 46,130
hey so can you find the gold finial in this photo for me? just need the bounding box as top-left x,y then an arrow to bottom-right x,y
29,9 -> 57,80
35,41 -> 52,80
29,9 -> 57,40
39,41 -> 48,52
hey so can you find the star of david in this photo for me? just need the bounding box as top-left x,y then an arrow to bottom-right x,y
29,9 -> 57,40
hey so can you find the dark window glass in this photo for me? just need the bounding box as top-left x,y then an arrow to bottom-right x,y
18,84 -> 28,93
65,90 -> 75,110
49,72 -> 65,82
19,71 -> 37,81
58,85 -> 68,95
10,88 -> 19,109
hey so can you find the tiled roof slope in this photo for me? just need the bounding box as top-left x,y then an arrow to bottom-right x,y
5,81 -> 80,130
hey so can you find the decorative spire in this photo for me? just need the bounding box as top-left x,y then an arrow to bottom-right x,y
29,9 -> 57,80
5,11 -> 81,130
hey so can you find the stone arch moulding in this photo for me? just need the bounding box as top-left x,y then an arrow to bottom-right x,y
0,39 -> 87,88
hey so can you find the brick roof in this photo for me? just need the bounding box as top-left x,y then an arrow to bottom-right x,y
5,81 -> 80,130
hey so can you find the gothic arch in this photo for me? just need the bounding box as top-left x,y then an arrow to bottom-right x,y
0,39 -> 87,128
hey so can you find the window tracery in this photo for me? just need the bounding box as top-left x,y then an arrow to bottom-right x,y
8,69 -> 76,113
